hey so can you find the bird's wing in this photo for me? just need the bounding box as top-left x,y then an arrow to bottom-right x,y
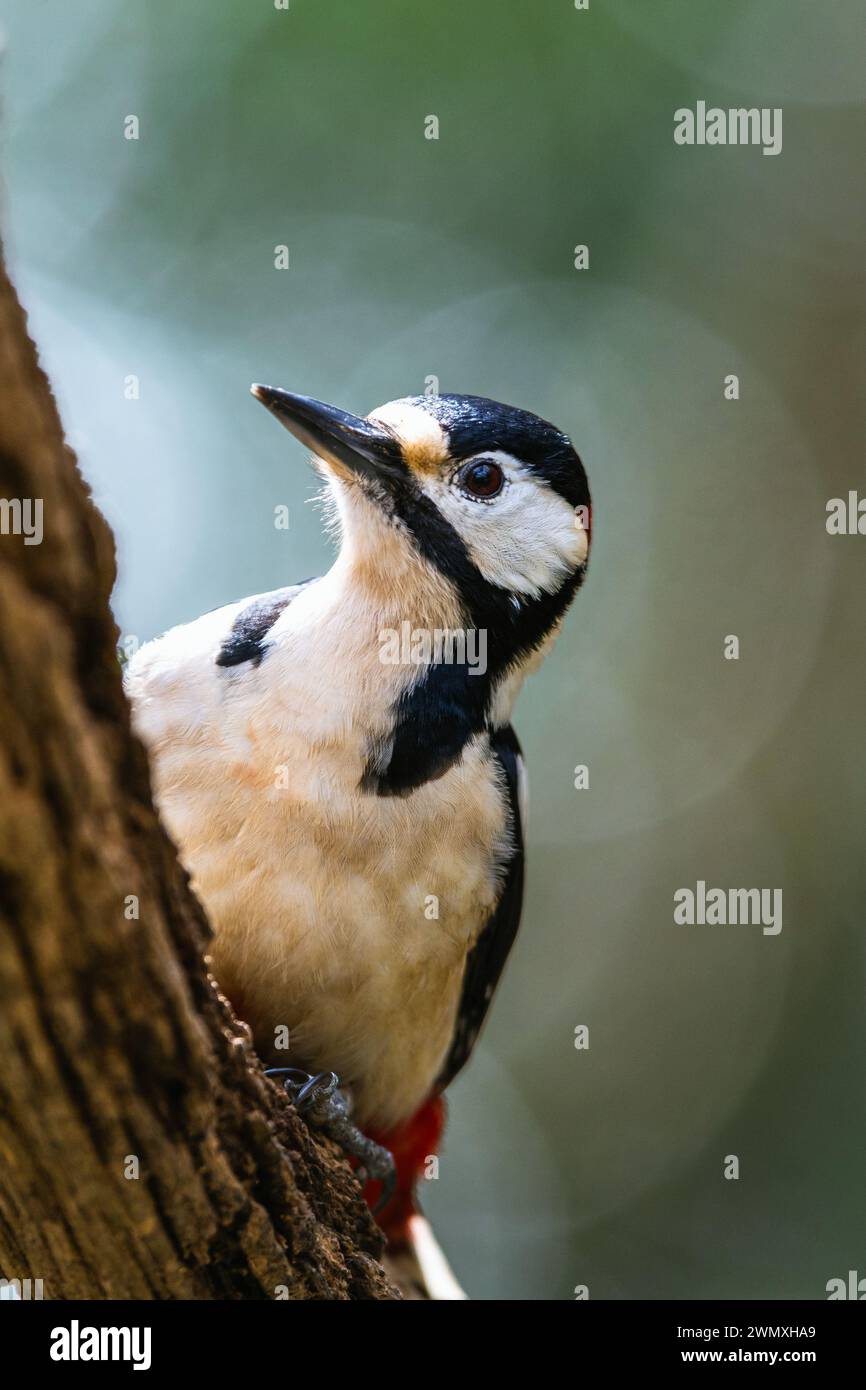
437,723 -> 526,1089
215,578 -> 318,667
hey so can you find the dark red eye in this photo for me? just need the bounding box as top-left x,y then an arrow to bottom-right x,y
458,458 -> 504,499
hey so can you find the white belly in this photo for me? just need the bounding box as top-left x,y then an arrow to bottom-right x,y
158,733 -> 506,1128
126,570 -> 516,1128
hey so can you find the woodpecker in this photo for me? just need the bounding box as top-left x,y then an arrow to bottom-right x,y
126,386 -> 590,1298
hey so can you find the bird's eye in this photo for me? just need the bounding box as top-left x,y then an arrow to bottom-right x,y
457,458 -> 505,499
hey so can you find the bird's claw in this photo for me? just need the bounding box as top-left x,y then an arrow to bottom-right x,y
266,1067 -> 396,1213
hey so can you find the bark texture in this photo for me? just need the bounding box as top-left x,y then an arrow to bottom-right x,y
0,248 -> 399,1300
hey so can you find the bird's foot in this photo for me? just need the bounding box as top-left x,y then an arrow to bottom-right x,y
265,1067 -> 396,1213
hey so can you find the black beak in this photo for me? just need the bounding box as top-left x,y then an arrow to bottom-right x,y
251,385 -> 404,488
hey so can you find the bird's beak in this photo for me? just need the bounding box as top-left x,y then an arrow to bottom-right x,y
251,384 -> 404,489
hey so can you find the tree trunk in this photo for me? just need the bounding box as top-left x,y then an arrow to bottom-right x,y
0,247 -> 399,1300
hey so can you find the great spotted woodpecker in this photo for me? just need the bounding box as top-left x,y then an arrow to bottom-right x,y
126,386 -> 591,1297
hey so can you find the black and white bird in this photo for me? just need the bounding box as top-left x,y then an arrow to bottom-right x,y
126,386 -> 590,1297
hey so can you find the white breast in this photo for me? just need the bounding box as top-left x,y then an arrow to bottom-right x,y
126,565 -> 514,1129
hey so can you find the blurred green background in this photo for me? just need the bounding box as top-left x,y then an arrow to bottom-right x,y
2,0 -> 864,1299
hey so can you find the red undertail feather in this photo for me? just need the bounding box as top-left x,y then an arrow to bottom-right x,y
363,1095 -> 446,1243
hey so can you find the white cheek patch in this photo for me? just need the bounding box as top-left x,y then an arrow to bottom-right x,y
424,451 -> 587,596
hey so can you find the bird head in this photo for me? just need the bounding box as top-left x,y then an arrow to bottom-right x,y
251,385 -> 590,671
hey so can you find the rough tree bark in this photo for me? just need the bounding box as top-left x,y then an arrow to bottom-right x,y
0,246 -> 399,1300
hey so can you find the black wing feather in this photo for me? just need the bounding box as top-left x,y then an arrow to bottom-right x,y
215,578 -> 317,668
437,724 -> 525,1089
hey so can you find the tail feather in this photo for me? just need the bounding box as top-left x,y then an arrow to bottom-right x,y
382,1214 -> 468,1300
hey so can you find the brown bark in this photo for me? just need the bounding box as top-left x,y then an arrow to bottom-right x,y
0,247 -> 399,1300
